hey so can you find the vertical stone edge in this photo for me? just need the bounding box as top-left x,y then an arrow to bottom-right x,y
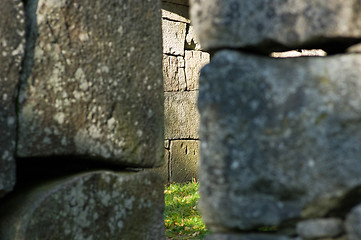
0,0 -> 26,198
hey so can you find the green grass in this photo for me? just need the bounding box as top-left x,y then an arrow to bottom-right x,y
164,180 -> 209,239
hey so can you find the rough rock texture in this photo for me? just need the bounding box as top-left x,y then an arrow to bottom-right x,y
0,0 -> 25,197
170,140 -> 199,182
0,171 -> 164,240
190,0 -> 361,53
185,50 -> 210,90
163,54 -> 186,92
206,233 -> 291,240
165,91 -> 199,139
346,204 -> 361,240
17,0 -> 164,167
163,18 -> 187,55
296,218 -> 344,239
198,50 -> 361,231
162,1 -> 190,23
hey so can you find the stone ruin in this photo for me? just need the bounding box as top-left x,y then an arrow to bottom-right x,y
4,0 -> 361,239
154,0 -> 210,183
0,0 -> 164,239
190,0 -> 361,239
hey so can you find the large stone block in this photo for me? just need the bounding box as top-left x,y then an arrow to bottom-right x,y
0,171 -> 164,240
170,140 -> 199,182
190,0 -> 361,53
164,91 -> 199,139
0,0 -> 25,197
198,50 -> 361,231
17,0 -> 164,168
162,18 -> 187,55
147,148 -> 170,183
163,54 -> 186,92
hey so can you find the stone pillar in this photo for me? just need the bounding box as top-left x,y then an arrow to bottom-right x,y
191,0 -> 361,239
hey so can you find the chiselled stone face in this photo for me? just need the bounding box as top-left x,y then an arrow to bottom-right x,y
0,0 -> 25,197
190,0 -> 361,53
198,50 -> 361,231
17,0 -> 164,167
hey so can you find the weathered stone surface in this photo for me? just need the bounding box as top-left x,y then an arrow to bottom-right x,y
165,91 -> 199,139
0,171 -> 164,240
346,204 -> 361,240
163,18 -> 187,55
185,50 -> 210,90
185,25 -> 202,50
206,233 -> 291,240
170,140 -> 199,182
17,0 -> 164,167
163,54 -> 186,92
271,49 -> 327,58
162,1 -> 190,23
296,218 -> 344,239
198,50 -> 361,231
0,0 -> 25,197
190,0 -> 361,53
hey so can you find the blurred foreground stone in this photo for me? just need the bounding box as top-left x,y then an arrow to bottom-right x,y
0,171 -> 164,240
190,0 -> 361,53
198,50 -> 361,231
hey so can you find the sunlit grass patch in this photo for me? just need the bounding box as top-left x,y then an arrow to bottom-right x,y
164,181 -> 208,239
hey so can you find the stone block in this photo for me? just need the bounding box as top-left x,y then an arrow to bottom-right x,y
346,204 -> 361,240
190,0 -> 361,53
17,0 -> 164,168
147,149 -> 170,183
206,233 -> 291,240
296,218 -> 344,239
164,91 -> 199,139
163,54 -> 186,92
0,0 -> 25,197
170,140 -> 199,182
0,171 -> 164,240
162,1 -> 190,23
162,18 -> 187,55
198,50 -> 361,231
185,50 -> 210,90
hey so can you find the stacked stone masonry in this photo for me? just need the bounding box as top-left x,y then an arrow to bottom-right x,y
191,0 -> 361,239
0,0 -> 165,239
154,0 -> 210,183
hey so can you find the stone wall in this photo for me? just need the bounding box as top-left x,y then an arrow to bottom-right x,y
152,0 -> 210,183
191,0 -> 361,240
0,0 -> 165,239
